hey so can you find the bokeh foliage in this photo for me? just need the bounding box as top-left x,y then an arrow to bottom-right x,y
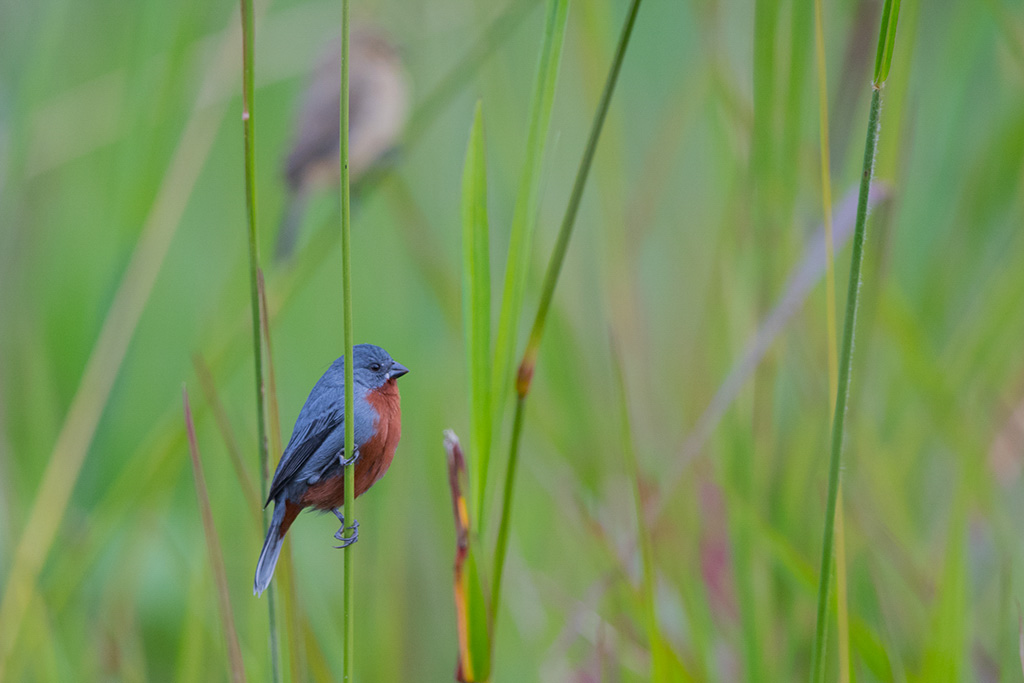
2,0 -> 1024,680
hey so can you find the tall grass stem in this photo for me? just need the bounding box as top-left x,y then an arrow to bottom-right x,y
809,77 -> 889,683
238,0 -> 281,678
339,0 -> 357,679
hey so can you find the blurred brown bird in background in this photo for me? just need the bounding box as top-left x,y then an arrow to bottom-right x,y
276,27 -> 409,260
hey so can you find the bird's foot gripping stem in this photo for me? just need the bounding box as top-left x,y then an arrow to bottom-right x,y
339,449 -> 360,467
332,508 -> 359,548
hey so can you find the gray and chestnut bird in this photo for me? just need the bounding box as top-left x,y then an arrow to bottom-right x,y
254,344 -> 408,596
276,28 -> 410,259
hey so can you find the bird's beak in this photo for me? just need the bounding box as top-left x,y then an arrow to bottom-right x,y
388,362 -> 409,380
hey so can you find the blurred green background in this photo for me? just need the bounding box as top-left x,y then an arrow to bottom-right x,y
2,0 -> 1024,680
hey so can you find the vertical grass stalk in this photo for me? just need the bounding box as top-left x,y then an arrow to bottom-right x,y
338,0 -> 357,679
809,2 -> 900,679
491,0 -> 644,623
238,0 -> 281,679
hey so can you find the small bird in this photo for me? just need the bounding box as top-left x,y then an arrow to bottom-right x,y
254,344 -> 409,596
276,28 -> 410,260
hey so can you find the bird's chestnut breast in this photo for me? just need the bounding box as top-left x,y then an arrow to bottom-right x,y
299,379 -> 402,510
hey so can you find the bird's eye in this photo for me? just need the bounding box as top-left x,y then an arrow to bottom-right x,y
370,363 -> 382,372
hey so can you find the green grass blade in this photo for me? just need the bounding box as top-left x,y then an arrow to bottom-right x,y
810,0 -> 900,667
491,0 -> 569,425
182,387 -> 247,683
461,102 -> 493,530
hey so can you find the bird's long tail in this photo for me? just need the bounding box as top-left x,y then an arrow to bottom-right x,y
254,501 -> 293,597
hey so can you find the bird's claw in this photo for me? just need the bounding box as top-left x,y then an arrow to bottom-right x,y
334,520 -> 359,548
339,449 -> 360,467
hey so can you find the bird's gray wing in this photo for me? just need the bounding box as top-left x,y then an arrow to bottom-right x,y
266,409 -> 344,504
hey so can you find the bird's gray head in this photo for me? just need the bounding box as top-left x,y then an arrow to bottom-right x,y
330,344 -> 409,391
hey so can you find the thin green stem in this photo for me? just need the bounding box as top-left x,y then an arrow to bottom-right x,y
490,0 -> 644,625
809,86 -> 883,683
339,0 -> 356,680
239,0 -> 280,679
